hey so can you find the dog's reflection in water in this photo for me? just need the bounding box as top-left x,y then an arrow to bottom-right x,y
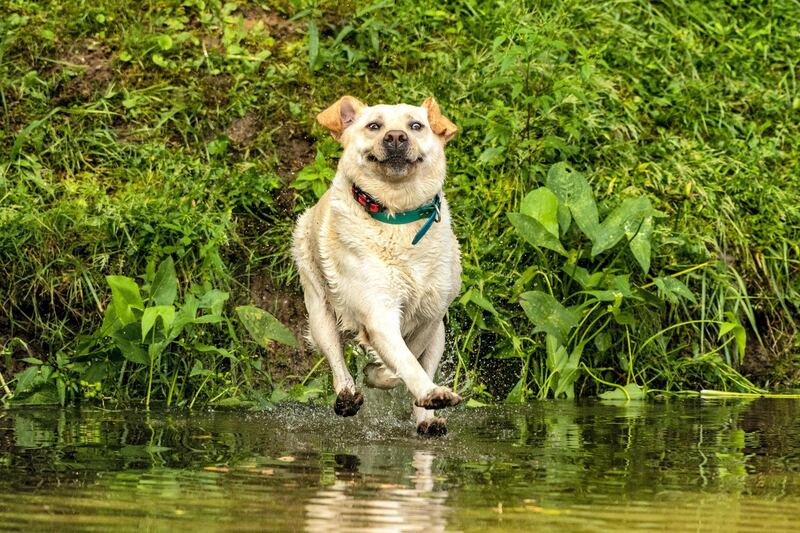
305,450 -> 448,532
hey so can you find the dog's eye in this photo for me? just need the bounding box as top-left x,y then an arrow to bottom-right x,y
367,122 -> 381,131
410,121 -> 423,131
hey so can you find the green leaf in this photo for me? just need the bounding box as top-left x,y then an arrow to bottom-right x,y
654,277 -> 697,304
465,398 -> 489,407
141,305 -> 176,342
236,305 -> 298,348
719,312 -> 746,361
307,20 -> 319,71
628,215 -> 655,273
106,276 -> 144,326
556,204 -> 572,235
520,187 -> 559,237
14,366 -> 40,394
56,378 -> 66,406
545,163 -> 599,241
505,375 -> 525,404
151,53 -> 168,67
599,382 -> 645,400
508,213 -> 567,255
519,291 -> 580,344
591,197 -> 652,257
198,289 -> 229,315
114,338 -> 149,365
461,288 -> 498,315
189,360 -> 213,378
150,257 -> 177,306
554,342 -> 583,399
157,34 -> 173,51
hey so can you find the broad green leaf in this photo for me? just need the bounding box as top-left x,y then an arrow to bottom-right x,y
508,213 -> 567,255
99,302 -> 122,336
562,264 -> 603,289
719,312 -> 746,361
236,305 -> 298,348
199,289 -> 229,315
157,34 -> 173,51
150,257 -> 177,306
545,163 -> 599,240
519,291 -> 580,344
466,290 -> 498,315
599,382 -> 645,400
628,215 -> 654,273
106,275 -> 143,325
654,277 -> 697,304
591,197 -> 652,257
141,305 -> 176,341
546,334 -> 569,373
14,366 -> 40,394
520,187 -> 559,237
554,343 -> 583,399
466,398 -> 489,407
114,338 -> 149,365
505,375 -> 525,404
557,204 -> 572,235
189,360 -> 213,378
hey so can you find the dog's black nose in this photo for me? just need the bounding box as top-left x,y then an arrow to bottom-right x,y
383,130 -> 408,152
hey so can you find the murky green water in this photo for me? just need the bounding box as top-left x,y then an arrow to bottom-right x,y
1,398 -> 799,531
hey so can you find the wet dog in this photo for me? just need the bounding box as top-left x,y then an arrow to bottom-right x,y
292,96 -> 462,436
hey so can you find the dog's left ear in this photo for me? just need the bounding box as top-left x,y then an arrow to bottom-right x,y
422,97 -> 457,143
317,96 -> 365,141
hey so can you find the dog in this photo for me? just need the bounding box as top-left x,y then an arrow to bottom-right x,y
291,96 -> 462,436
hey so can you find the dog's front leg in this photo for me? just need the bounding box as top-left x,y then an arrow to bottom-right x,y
413,321 -> 451,437
304,291 -> 363,417
362,311 -> 460,410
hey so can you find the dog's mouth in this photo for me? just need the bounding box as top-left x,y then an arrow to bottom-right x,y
366,153 -> 422,166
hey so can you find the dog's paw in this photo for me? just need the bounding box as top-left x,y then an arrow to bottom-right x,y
334,389 -> 364,417
417,417 -> 447,437
414,386 -> 461,410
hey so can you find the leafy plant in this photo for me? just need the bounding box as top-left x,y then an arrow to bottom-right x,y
508,163 -> 754,400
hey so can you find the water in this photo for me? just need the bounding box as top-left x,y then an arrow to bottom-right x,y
1,399 -> 799,532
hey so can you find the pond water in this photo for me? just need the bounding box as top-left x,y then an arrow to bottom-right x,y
1,397 -> 799,532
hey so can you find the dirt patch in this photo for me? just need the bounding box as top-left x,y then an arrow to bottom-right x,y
240,7 -> 302,40
51,39 -> 114,104
271,130 -> 316,213
225,113 -> 260,147
741,314 -> 799,387
249,273 -> 316,382
275,134 -> 315,177
201,74 -> 233,108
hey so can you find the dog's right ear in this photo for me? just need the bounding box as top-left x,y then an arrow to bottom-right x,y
317,96 -> 365,141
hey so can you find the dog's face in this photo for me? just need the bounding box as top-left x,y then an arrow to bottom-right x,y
317,97 -> 457,182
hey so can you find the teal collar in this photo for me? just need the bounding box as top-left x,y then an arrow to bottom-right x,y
351,183 -> 442,245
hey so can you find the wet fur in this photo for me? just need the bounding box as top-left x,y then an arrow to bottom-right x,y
292,96 -> 461,433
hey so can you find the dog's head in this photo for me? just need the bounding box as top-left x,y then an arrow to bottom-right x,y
317,96 -> 457,182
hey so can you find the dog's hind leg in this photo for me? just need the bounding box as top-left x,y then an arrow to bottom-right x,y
412,321 -> 450,437
300,277 -> 363,417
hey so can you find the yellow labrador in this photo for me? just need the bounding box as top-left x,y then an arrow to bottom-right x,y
292,96 -> 462,436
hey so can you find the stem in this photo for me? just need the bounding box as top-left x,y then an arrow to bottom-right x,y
580,363 -> 632,399
0,370 -> 12,398
639,261 -> 714,289
301,356 -> 326,386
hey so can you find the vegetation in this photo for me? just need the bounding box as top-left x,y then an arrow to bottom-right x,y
1,0 -> 798,406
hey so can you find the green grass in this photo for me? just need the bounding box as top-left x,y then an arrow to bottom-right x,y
0,0 -> 798,406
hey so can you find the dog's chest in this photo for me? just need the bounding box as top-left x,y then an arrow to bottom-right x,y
327,219 -> 458,323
